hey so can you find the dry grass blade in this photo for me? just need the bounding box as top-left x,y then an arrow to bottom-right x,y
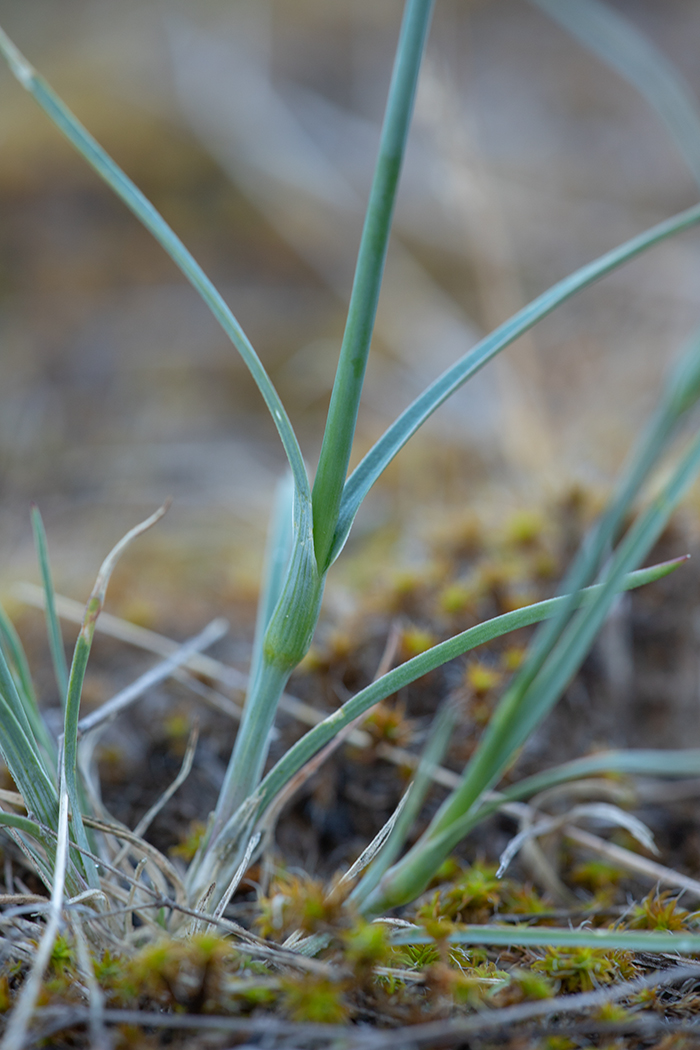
0,895 -> 47,908
112,721 -> 199,870
22,1007 -> 378,1048
1,777 -> 70,1050
92,504 -> 172,611
15,962 -> 700,1048
211,831 -> 262,925
69,914 -> 108,1050
78,620 -> 228,735
338,788 -> 413,889
497,802 -> 658,877
187,882 -> 216,936
565,825 -> 700,901
81,815 -> 185,901
16,584 -> 344,739
14,583 -> 248,688
58,847 -> 176,944
123,857 -> 148,938
364,963 -> 700,1048
172,668 -> 244,722
135,897 -> 339,972
528,776 -> 636,810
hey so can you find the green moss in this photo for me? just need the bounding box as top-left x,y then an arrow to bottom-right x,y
627,891 -> 698,932
343,920 -> 391,974
504,510 -> 545,547
257,872 -> 344,938
532,945 -> 637,993
435,862 -> 505,922
281,976 -> 349,1024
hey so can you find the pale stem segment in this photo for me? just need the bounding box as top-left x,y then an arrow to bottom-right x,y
206,501 -> 323,847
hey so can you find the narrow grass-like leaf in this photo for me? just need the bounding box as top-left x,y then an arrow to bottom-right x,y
0,648 -> 57,828
0,706 -> 57,844
391,745 -> 700,903
312,0 -> 435,570
0,27 -> 309,505
0,632 -> 45,756
0,603 -> 38,719
331,202 -> 700,564
350,700 -> 457,906
63,505 -> 169,888
0,604 -> 54,767
503,748 -> 700,799
0,810 -> 50,841
371,747 -> 700,873
240,558 -> 681,832
392,925 -> 700,955
489,324 -> 700,733
421,322 -> 700,838
509,424 -> 700,761
454,326 -> 700,791
530,0 -> 700,190
0,807 -> 80,897
0,602 -> 55,771
31,505 -> 69,707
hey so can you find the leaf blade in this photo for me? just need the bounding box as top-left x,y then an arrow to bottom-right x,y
0,27 -> 309,504
311,0 -> 435,569
331,202 -> 700,564
244,558 -> 681,827
31,505 -> 68,707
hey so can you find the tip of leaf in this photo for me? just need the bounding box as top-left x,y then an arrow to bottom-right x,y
657,553 -> 690,572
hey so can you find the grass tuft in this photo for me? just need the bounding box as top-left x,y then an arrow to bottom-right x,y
2,0 -> 700,1041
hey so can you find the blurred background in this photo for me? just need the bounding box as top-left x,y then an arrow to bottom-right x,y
0,0 -> 699,611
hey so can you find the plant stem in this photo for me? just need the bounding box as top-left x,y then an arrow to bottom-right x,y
208,659 -> 291,845
209,0 -> 436,851
311,0 -> 435,571
209,501 -> 323,841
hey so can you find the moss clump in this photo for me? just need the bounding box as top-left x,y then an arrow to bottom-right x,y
419,861 -> 505,924
531,944 -> 638,993
627,891 -> 699,932
256,872 -> 345,939
120,934 -> 247,1012
280,976 -> 349,1024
